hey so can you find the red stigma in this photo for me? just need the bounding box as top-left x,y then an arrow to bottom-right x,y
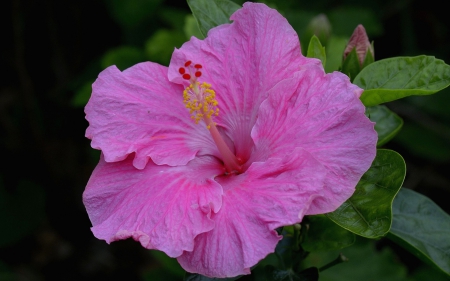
194,64 -> 202,69
195,71 -> 202,77
184,61 -> 192,67
182,73 -> 191,80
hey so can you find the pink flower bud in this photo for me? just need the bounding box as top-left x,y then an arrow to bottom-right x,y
343,24 -> 374,65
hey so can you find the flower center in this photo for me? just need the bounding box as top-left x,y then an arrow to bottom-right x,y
179,60 -> 242,174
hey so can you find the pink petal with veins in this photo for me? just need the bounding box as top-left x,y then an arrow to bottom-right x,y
178,150 -> 327,277
252,65 -> 377,214
83,154 -> 223,257
85,62 -> 220,169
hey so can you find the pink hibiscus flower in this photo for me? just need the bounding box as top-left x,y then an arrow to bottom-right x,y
83,2 -> 377,278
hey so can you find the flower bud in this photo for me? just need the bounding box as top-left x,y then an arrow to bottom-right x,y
343,24 -> 374,66
306,14 -> 332,46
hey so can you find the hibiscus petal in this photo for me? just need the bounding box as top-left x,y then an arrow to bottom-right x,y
177,150 -> 326,277
85,62 -> 219,169
252,65 -> 377,214
82,154 -> 223,258
168,3 -> 321,162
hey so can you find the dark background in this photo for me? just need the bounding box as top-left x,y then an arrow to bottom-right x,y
1,0 -> 449,280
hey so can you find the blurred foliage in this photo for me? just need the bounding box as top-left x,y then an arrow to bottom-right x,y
0,177 -> 45,247
2,0 -> 450,279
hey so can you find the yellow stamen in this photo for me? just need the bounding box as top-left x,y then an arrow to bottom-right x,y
183,81 -> 219,127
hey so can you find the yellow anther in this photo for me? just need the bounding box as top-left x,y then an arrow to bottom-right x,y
182,80 -> 219,128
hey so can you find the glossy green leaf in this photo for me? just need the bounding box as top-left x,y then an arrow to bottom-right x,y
341,48 -> 360,81
326,149 -> 406,238
302,215 -> 355,252
366,105 -> 403,146
306,35 -> 326,68
388,188 -> 450,276
354,56 -> 450,106
187,0 -> 241,37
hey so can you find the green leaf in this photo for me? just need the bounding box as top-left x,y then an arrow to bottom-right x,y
184,15 -> 205,39
388,188 -> 450,276
302,215 -> 355,252
410,265 -> 450,281
354,56 -> 450,106
184,273 -> 241,281
341,48 -> 361,81
324,36 -> 347,73
361,45 -> 374,68
326,149 -> 406,238
306,35 -> 326,68
366,105 -> 403,146
302,239 -> 410,281
187,0 -> 241,37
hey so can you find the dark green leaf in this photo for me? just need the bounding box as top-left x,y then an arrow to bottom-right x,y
306,35 -> 326,68
341,48 -> 361,81
187,0 -> 241,37
326,149 -> 406,238
302,239 -> 410,281
366,105 -> 403,146
354,56 -> 450,106
388,188 -> 450,276
302,215 -> 355,252
410,265 -> 450,281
